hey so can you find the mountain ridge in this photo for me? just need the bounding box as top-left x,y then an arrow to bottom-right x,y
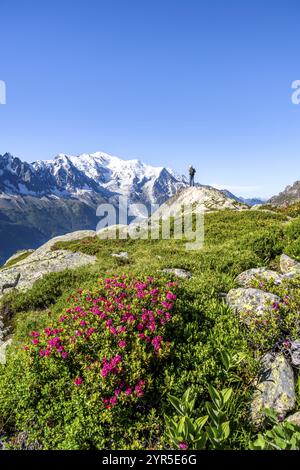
268,180 -> 300,207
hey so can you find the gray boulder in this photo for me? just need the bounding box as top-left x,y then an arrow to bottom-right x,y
288,340 -> 300,368
280,254 -> 300,274
251,353 -> 296,425
235,268 -> 283,288
0,272 -> 21,295
0,231 -> 98,300
0,250 -> 97,297
161,268 -> 192,279
226,288 -> 281,326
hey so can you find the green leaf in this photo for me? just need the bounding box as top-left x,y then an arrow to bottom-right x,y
195,415 -> 209,431
221,421 -> 230,440
168,395 -> 185,416
221,388 -> 232,405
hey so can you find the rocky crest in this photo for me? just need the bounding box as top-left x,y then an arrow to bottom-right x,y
269,180 -> 300,207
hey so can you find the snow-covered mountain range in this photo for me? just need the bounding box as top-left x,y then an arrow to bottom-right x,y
0,151 -> 187,208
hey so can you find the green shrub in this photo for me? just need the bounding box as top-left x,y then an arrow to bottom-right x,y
0,275 -> 180,449
250,409 -> 300,450
249,230 -> 285,262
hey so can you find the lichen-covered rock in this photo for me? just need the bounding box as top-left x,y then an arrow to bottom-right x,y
286,411 -> 300,427
0,272 -> 21,295
0,338 -> 12,365
235,268 -> 283,288
288,340 -> 300,368
161,268 -> 192,279
226,288 -> 281,326
0,249 -> 97,297
280,254 -> 300,274
251,353 -> 296,425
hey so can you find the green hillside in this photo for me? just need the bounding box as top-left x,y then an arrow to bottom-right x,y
1,209 -> 300,450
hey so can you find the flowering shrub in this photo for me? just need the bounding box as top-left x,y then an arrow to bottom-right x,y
1,275 -> 179,449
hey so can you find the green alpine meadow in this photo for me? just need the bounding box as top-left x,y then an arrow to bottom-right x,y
1,205 -> 300,450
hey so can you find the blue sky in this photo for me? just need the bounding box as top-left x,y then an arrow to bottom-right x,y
0,0 -> 299,198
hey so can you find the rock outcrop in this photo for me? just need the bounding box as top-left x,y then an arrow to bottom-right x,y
280,254 -> 300,274
235,268 -> 283,288
268,180 -> 300,207
0,230 -> 97,298
3,250 -> 34,266
250,353 -> 296,424
226,288 -> 281,326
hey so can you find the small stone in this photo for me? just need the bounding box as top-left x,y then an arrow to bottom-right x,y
161,268 -> 192,279
280,254 -> 300,274
251,353 -> 296,425
235,268 -> 283,288
111,252 -> 129,260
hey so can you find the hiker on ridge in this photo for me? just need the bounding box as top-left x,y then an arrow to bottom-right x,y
189,165 -> 196,187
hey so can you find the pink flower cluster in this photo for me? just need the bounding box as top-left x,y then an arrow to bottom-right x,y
101,355 -> 123,378
102,379 -> 146,409
26,274 -> 178,411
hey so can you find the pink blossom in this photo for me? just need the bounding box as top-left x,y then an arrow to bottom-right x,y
166,291 -> 176,301
179,441 -> 188,450
86,328 -> 95,337
161,301 -> 172,310
152,336 -> 163,351
110,396 -> 117,406
135,379 -> 145,397
74,377 -> 83,386
118,340 -> 126,348
30,331 -> 40,338
110,326 -> 118,335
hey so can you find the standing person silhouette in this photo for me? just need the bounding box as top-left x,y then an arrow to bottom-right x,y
189,165 -> 196,187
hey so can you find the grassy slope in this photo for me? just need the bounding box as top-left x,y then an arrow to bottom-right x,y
1,209 -> 300,449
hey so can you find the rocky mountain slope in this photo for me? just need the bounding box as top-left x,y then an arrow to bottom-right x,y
151,186 -> 248,220
269,180 -> 300,207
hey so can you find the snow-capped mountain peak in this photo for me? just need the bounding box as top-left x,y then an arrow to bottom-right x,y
0,150 -> 188,206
